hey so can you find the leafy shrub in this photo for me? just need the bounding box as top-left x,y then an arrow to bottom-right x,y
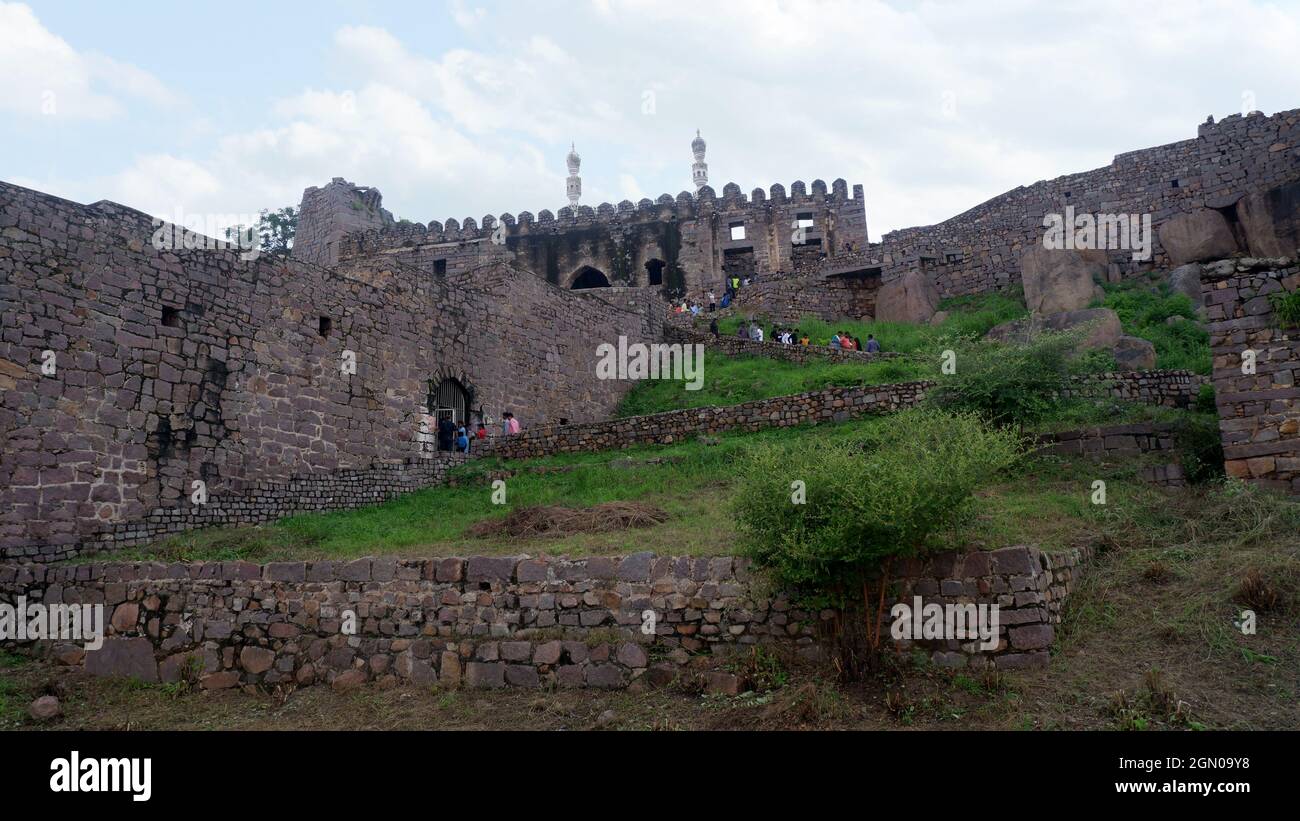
1173,414 -> 1225,484
925,331 -> 1078,429
733,408 -> 1022,593
1267,289 -> 1300,329
1194,383 -> 1217,414
1097,276 -> 1210,373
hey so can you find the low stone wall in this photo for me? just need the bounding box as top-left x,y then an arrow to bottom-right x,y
5,455 -> 469,564
1034,422 -> 1187,486
1062,370 -> 1207,409
0,545 -> 1087,689
666,325 -> 902,364
479,381 -> 933,461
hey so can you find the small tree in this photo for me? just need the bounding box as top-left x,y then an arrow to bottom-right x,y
733,408 -> 1022,677
226,206 -> 298,256
926,329 -> 1079,430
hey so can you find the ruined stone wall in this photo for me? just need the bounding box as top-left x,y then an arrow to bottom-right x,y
293,178 -> 393,267
878,109 -> 1300,297
0,544 -> 1084,690
479,381 -> 934,461
1033,422 -> 1188,486
1203,258 -> 1300,491
338,181 -> 869,297
0,181 -> 660,561
665,325 -> 901,363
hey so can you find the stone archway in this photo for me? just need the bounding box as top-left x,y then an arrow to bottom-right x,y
570,266 -> 611,289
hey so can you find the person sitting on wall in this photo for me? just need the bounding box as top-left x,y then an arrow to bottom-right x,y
437,416 -> 456,451
865,334 -> 881,353
799,330 -> 810,346
829,333 -> 841,351
751,324 -> 764,343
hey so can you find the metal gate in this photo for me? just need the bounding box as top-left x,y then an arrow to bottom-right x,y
431,377 -> 468,424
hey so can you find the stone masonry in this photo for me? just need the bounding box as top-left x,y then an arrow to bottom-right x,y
0,545 -> 1087,689
1202,257 -> 1300,491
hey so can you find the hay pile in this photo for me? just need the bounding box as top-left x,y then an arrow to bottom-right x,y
469,501 -> 669,540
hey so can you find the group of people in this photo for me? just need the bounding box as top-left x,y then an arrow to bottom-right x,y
435,411 -> 522,453
829,330 -> 880,352
704,318 -> 883,354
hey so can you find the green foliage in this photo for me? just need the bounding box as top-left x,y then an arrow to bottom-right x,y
1173,413 -> 1226,484
225,206 -> 298,256
1194,383 -> 1217,414
926,331 -> 1078,428
1097,275 -> 1210,373
716,290 -> 1027,354
1267,289 -> 1300,328
614,351 -> 932,417
733,408 -> 1022,594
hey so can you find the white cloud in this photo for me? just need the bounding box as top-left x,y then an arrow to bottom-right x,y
0,2 -> 178,119
9,0 -> 1300,237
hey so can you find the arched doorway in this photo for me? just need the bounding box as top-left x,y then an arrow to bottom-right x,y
570,266 -> 611,289
644,259 -> 665,286
429,376 -> 469,425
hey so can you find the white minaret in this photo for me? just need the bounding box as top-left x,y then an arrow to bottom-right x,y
691,130 -> 708,192
566,143 -> 582,209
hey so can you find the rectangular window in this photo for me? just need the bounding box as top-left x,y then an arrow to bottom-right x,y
433,259 -> 447,276
729,222 -> 746,241
318,316 -> 332,338
161,306 -> 181,328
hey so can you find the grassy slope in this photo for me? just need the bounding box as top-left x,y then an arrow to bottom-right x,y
10,481 -> 1297,730
92,409 -> 1210,564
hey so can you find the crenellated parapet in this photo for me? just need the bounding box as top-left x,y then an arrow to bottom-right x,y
337,177 -> 867,258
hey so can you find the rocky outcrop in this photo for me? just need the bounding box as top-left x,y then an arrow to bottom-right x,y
986,307 -> 1123,352
1237,180 -> 1300,258
1019,245 -> 1106,315
1113,336 -> 1158,370
875,269 -> 940,323
1158,209 -> 1240,265
1168,263 -> 1204,315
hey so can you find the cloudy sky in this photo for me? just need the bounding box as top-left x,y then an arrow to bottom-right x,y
2,0 -> 1298,237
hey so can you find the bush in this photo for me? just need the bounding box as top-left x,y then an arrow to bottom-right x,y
1097,276 -> 1211,373
734,408 -> 1022,593
925,331 -> 1078,429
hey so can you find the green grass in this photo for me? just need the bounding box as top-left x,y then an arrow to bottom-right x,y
1095,272 -> 1211,374
622,292 -> 1028,417
92,404 -> 1209,564
715,290 -> 1029,353
615,351 -> 932,417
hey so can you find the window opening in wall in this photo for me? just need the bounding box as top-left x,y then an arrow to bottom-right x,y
161,306 -> 181,327
319,316 -> 332,337
645,259 -> 665,286
1171,179 -> 1180,188
729,221 -> 746,241
433,259 -> 447,276
795,212 -> 815,230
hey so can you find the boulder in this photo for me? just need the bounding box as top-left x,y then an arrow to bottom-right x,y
875,269 -> 940,324
1158,209 -> 1239,265
1167,263 -> 1204,314
1019,245 -> 1107,315
928,310 -> 949,327
1113,336 -> 1157,370
986,307 -> 1122,353
29,695 -> 61,722
1237,181 -> 1300,258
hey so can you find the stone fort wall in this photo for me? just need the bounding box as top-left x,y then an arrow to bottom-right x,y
0,181 -> 660,562
330,178 -> 870,297
876,109 -> 1300,298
